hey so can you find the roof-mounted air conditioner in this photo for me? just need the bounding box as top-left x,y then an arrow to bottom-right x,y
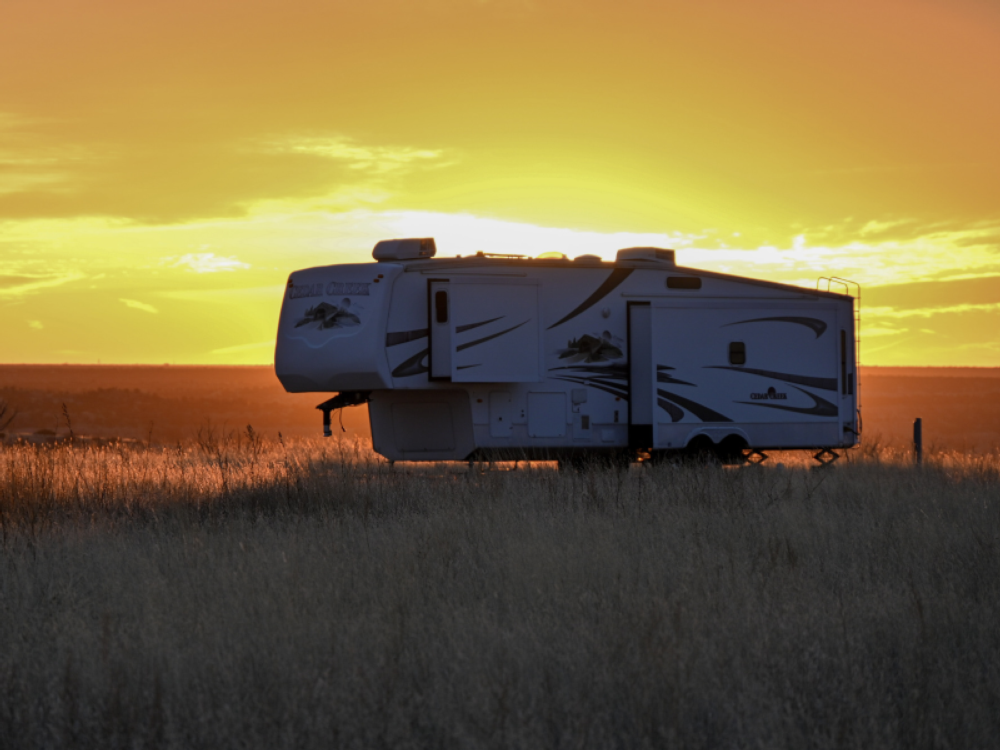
616,247 -> 675,265
373,238 -> 437,261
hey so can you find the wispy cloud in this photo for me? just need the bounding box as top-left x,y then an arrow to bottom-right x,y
864,326 -> 908,337
868,302 -> 1000,319
28,320 -> 43,329
170,253 -> 251,273
260,136 -> 448,175
120,298 -> 158,314
0,272 -> 84,299
689,222 -> 1000,289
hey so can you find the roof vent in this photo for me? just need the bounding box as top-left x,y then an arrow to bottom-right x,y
373,238 -> 437,261
616,247 -> 675,265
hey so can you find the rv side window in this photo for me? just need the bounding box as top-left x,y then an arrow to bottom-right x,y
435,291 -> 448,323
667,276 -> 702,290
729,341 -> 746,365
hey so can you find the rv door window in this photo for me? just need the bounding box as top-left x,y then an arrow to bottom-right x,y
435,291 -> 448,323
729,341 -> 746,365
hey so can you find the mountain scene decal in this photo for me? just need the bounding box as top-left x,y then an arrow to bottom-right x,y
557,331 -> 624,363
295,299 -> 362,330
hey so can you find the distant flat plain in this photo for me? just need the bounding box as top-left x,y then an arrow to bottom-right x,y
1,365 -> 998,451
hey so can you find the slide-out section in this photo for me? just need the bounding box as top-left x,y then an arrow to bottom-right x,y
427,278 -> 541,383
644,300 -> 847,449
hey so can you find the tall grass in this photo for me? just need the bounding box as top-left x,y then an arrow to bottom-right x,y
1,434 -> 998,749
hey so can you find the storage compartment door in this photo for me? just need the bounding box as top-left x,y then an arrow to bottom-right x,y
450,282 -> 541,382
628,302 -> 654,448
428,281 -> 452,380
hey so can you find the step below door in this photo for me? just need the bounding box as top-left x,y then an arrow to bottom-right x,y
628,302 -> 654,449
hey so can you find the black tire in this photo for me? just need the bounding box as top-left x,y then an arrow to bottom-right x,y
682,435 -> 719,465
715,435 -> 749,465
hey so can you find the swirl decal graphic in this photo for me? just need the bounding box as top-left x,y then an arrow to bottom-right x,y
722,316 -> 827,338
706,366 -> 837,391
547,269 -> 633,330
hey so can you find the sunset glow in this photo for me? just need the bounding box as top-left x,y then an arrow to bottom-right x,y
2,0 -> 998,366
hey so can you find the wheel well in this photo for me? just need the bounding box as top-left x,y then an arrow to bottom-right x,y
715,434 -> 749,464
685,434 -> 715,451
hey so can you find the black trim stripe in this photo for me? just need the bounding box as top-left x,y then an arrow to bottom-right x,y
551,376 -> 629,401
385,328 -> 428,347
657,389 -> 732,422
456,316 -> 503,333
722,316 -> 827,338
549,364 -> 628,378
656,398 -> 684,422
386,316 -> 504,347
547,269 -> 633,329
456,321 -> 528,352
391,348 -> 429,378
656,371 -> 695,387
706,366 -> 837,391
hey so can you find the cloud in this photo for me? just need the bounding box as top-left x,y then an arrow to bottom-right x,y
688,221 -> 1000,289
119,298 -> 158,314
0,272 -> 84,298
171,253 -> 251,273
260,136 -> 449,175
864,326 -> 908,337
0,115 -> 456,224
867,302 -> 1000,320
28,319 -> 43,329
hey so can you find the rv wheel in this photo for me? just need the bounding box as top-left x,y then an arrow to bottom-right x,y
683,435 -> 719,465
715,435 -> 749,465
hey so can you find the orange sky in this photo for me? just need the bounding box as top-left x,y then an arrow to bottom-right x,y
2,0 -> 999,365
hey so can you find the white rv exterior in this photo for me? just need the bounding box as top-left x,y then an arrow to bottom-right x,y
275,239 -> 860,464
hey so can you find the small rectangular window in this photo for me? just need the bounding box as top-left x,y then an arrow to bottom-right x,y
435,290 -> 448,323
729,341 -> 746,365
667,276 -> 702,290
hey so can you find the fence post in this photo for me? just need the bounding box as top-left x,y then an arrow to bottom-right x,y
913,417 -> 922,465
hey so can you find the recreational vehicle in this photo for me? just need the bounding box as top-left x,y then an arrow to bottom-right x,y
275,238 -> 860,466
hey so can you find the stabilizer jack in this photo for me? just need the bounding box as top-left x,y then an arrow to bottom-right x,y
316,391 -> 370,437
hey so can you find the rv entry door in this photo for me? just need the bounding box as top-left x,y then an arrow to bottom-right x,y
628,302 -> 654,449
428,280 -> 451,380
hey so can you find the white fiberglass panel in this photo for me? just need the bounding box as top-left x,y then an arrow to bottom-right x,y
650,301 -> 841,429
449,281 -> 541,383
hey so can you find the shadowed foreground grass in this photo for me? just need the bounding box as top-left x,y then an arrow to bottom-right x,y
1,434 -> 999,749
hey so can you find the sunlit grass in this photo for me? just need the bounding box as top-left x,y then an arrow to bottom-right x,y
1,436 -> 998,748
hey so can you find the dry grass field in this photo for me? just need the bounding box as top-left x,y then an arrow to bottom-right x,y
1,434 -> 998,749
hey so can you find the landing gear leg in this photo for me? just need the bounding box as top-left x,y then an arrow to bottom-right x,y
315,391 -> 370,437
813,449 -> 840,467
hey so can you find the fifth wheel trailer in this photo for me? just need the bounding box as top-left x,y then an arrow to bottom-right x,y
274,239 -> 860,465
